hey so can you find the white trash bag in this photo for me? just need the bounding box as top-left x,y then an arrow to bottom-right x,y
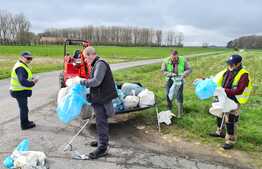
138,89 -> 155,108
13,151 -> 47,169
57,76 -> 83,105
57,87 -> 69,105
158,110 -> 175,125
209,87 -> 238,117
123,95 -> 139,110
65,76 -> 82,87
168,77 -> 183,101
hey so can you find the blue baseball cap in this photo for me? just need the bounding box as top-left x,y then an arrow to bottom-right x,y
20,51 -> 32,58
226,54 -> 242,65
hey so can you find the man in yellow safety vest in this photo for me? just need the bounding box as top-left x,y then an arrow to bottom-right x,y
10,51 -> 39,130
209,54 -> 252,149
161,50 -> 192,118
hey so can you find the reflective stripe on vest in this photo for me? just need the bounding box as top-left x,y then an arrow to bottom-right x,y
164,56 -> 185,78
10,61 -> 33,91
215,68 -> 252,104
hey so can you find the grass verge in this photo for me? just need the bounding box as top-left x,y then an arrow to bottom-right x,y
113,50 -> 262,153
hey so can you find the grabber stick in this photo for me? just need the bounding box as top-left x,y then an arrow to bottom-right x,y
64,113 -> 95,151
219,112 -> 225,132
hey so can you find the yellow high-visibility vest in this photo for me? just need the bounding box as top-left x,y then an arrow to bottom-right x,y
215,68 -> 252,104
10,61 -> 33,91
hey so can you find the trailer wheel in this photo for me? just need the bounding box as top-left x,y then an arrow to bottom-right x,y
59,71 -> 66,88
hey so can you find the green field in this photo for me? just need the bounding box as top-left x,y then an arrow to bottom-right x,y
113,50 -> 262,153
0,45 -> 227,58
0,45 -> 229,79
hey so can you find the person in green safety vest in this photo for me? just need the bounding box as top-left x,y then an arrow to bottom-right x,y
209,54 -> 252,149
9,51 -> 39,130
161,50 -> 192,118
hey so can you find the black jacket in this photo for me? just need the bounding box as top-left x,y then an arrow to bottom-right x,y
83,57 -> 117,104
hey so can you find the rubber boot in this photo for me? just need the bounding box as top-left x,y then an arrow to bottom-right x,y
176,102 -> 183,118
223,134 -> 236,150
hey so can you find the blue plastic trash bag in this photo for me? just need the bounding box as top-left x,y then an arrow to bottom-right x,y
168,77 -> 183,101
85,87 -> 91,106
194,78 -> 217,100
112,97 -> 125,113
3,138 -> 29,168
15,138 -> 29,152
112,85 -> 125,113
57,84 -> 87,124
3,156 -> 13,169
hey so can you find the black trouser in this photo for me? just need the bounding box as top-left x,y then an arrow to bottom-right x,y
92,101 -> 114,150
216,114 -> 239,135
15,96 -> 30,127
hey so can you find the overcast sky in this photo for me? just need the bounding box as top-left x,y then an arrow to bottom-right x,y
1,0 -> 262,46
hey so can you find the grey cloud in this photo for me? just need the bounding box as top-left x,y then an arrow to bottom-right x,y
0,0 -> 261,45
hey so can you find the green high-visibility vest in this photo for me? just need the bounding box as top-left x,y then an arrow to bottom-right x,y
10,61 -> 33,91
215,68 -> 252,104
164,56 -> 185,77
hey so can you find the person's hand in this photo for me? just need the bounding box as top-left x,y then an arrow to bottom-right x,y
80,79 -> 88,87
192,78 -> 203,86
167,72 -> 176,77
32,78 -> 39,84
193,77 -> 205,82
79,78 -> 88,87
193,78 -> 201,83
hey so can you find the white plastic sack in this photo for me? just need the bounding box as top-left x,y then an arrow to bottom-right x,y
158,110 -> 175,125
121,83 -> 144,96
168,77 -> 183,101
66,76 -> 82,87
13,151 -> 47,169
209,88 -> 238,117
123,95 -> 139,109
57,87 -> 69,105
138,89 -> 155,108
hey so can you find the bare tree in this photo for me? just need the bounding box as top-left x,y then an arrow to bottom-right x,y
166,31 -> 174,46
177,32 -> 184,47
40,25 -> 185,47
0,10 -> 11,41
156,30 -> 162,46
16,13 -> 31,43
0,10 -> 32,44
